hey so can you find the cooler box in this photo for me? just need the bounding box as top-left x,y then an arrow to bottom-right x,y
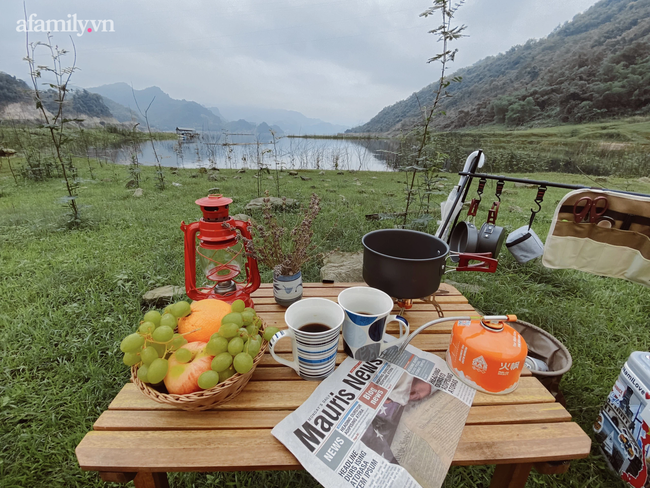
594,352 -> 650,487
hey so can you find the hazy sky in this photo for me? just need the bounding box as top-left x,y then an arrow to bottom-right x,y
1,0 -> 599,126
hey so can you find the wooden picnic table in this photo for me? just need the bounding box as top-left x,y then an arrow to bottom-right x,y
76,282 -> 592,488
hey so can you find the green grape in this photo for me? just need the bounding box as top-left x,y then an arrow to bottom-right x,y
170,301 -> 191,318
218,322 -> 239,339
221,312 -> 243,327
175,348 -> 192,363
147,358 -> 169,384
228,337 -> 244,355
143,310 -> 162,327
140,346 -> 159,366
170,334 -> 188,351
137,364 -> 149,383
163,304 -> 173,315
120,333 -> 145,353
160,313 -> 177,329
151,342 -> 167,358
138,321 -> 156,335
206,336 -> 228,355
231,299 -> 246,313
245,324 -> 259,337
238,328 -> 249,342
247,336 -> 262,358
198,370 -> 220,389
123,352 -> 141,366
243,307 -> 256,316
218,366 -> 236,382
152,325 -> 174,343
211,352 -> 233,373
241,311 -> 255,325
263,327 -> 280,342
233,352 -> 254,374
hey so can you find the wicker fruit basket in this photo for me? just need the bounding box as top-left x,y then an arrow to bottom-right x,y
130,331 -> 269,411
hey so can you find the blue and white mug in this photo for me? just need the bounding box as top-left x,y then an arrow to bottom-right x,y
269,298 -> 344,380
338,287 -> 409,361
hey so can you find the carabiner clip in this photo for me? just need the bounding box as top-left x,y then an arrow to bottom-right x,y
495,180 -> 505,202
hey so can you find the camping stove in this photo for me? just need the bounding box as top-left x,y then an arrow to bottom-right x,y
393,290 -> 448,318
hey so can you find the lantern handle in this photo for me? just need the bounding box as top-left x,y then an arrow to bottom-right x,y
230,219 -> 261,295
181,221 -> 202,300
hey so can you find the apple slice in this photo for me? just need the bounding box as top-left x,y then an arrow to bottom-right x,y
164,341 -> 214,394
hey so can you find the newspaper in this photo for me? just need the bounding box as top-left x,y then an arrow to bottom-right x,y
271,344 -> 476,488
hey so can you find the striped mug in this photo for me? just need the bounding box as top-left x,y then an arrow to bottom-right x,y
269,298 -> 345,380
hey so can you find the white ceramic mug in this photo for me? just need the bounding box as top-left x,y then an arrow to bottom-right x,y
269,298 -> 345,380
338,286 -> 409,361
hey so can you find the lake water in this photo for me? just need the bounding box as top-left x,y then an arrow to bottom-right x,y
93,135 -> 402,172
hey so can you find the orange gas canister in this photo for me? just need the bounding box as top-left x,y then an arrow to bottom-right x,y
447,315 -> 527,395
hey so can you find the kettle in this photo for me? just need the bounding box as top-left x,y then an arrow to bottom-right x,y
447,315 -> 527,395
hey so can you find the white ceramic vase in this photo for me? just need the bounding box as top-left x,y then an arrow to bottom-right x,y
273,270 -> 303,307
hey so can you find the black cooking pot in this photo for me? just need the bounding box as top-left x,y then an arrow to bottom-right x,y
449,221 -> 479,260
362,229 -> 498,299
449,198 -> 480,261
362,229 -> 447,299
477,221 -> 506,256
476,202 -> 506,257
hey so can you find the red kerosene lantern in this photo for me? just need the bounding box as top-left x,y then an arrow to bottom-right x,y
181,194 -> 260,306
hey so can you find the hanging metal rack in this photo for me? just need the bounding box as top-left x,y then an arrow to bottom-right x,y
437,160 -> 650,241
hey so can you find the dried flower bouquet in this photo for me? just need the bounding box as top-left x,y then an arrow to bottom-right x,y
245,192 -> 324,277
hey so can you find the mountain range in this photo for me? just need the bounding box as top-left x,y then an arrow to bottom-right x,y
81,83 -> 350,135
0,76 -> 348,136
348,0 -> 650,134
210,105 -> 349,136
86,83 -> 224,132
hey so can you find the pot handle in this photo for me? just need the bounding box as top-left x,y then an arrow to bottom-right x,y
456,252 -> 498,273
486,202 -> 500,224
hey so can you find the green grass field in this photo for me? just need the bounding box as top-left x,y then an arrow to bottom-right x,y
1,157 -> 649,487
465,117 -> 650,144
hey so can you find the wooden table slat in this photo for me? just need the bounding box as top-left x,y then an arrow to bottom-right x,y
252,282 -> 463,296
252,301 -> 476,312
76,422 -> 589,472
108,377 -> 553,412
453,422 -> 591,466
465,402 -> 571,425
94,402 -> 570,432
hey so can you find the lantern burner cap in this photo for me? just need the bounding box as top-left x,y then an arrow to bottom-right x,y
215,280 -> 237,294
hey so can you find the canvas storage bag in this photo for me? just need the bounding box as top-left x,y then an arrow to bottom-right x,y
506,226 -> 544,263
543,189 -> 650,287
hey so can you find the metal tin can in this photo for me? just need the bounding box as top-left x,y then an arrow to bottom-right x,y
525,356 -> 549,372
